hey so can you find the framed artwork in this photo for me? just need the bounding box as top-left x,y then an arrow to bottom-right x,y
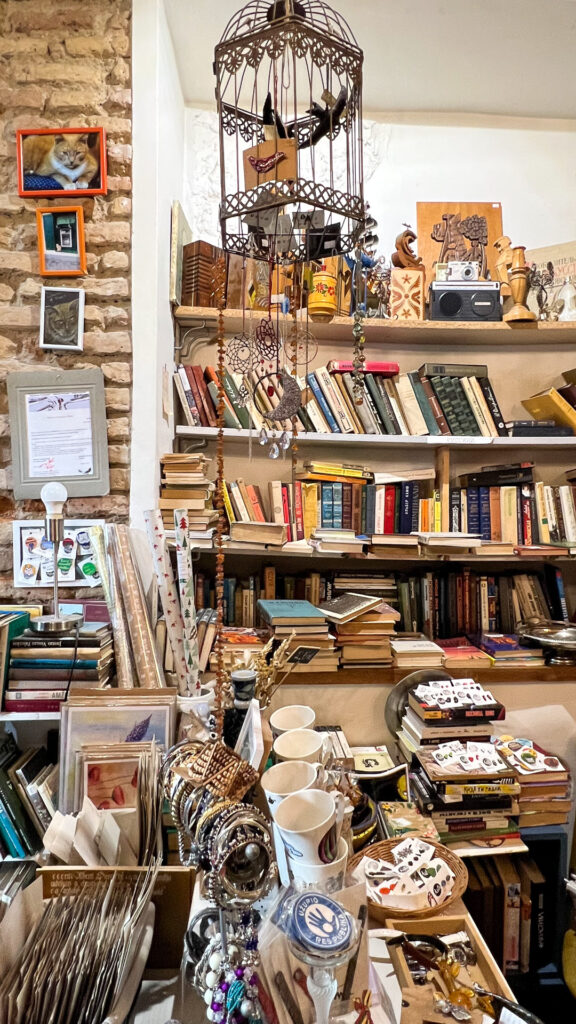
16,127 -> 107,197
416,202 -> 503,282
40,286 -> 85,351
36,206 -> 86,276
169,200 -> 192,305
12,519 -> 105,588
525,240 -> 576,319
59,701 -> 174,812
7,368 -> 110,498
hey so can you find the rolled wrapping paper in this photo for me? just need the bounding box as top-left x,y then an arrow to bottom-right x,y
143,510 -> 188,694
269,704 -> 316,738
89,525 -> 134,688
173,508 -> 200,695
109,524 -> 165,688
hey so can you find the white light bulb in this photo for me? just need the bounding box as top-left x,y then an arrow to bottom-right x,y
40,482 -> 68,515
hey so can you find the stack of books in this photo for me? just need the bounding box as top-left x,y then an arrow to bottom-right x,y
319,593 -> 399,668
4,623 -> 115,713
469,632 -> 545,668
390,637 -> 445,668
436,637 -> 493,669
159,452 -> 217,541
256,599 -> 337,673
449,460 -> 576,547
309,529 -> 366,554
465,854 -> 549,976
0,732 -> 47,856
494,736 -> 571,828
521,368 -> 576,436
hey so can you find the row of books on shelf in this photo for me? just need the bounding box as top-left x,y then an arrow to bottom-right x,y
0,732 -> 57,857
174,360 -> 576,439
192,562 -> 566,640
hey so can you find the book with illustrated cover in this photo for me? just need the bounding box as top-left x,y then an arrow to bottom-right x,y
318,592 -> 382,624
379,799 -> 440,841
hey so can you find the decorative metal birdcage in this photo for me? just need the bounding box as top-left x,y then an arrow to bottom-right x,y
214,0 -> 365,263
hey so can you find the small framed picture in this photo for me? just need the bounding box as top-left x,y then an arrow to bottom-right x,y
36,206 -> 86,276
40,286 -> 84,351
16,127 -> 107,197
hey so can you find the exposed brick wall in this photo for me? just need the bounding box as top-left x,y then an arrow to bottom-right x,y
0,0 -> 132,600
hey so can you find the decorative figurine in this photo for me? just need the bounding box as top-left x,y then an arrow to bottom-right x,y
503,246 -> 537,322
391,225 -> 422,269
493,235 -> 512,296
558,277 -> 576,321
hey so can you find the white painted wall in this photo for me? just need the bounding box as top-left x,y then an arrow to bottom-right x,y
183,107 -> 576,255
131,0 -> 185,530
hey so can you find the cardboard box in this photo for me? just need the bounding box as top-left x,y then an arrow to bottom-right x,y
40,865 -> 194,970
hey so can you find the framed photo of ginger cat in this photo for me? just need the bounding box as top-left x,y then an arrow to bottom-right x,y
36,206 -> 86,276
40,286 -> 84,351
16,127 -> 107,197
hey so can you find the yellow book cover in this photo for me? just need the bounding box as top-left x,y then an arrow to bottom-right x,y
302,482 -> 319,539
433,489 -> 441,532
521,388 -> 576,431
221,480 -> 236,526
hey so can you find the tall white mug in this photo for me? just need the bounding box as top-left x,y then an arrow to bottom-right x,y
273,728 -> 328,765
261,759 -> 323,815
269,704 -> 316,738
273,788 -> 344,865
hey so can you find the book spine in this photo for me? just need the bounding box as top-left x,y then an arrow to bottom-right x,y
222,369 -> 250,428
342,483 -> 352,530
466,487 -> 480,535
245,484 -> 266,523
384,379 -> 410,434
306,373 -> 341,432
293,481 -> 304,540
332,482 -> 343,530
420,362 -> 488,377
0,800 -> 26,857
365,485 -> 375,534
544,485 -> 559,542
316,366 -> 355,432
521,485 -> 533,545
183,366 -> 207,426
556,568 -> 569,622
268,480 -> 284,525
173,370 -> 197,428
399,483 -> 411,534
26,782 -> 52,832
559,485 -> 576,542
410,483 -> 420,533
534,481 -> 550,543
383,486 -> 396,534
320,483 -> 333,529
0,771 -> 36,854
461,376 -> 491,435
407,370 -> 440,435
418,374 -> 451,434
553,486 -> 567,541
396,373 -> 428,435
449,376 -> 482,435
430,376 -> 462,434
489,486 -> 502,541
281,484 -> 293,542
332,373 -> 363,433
478,486 -> 491,541
342,373 -> 378,433
328,361 -> 400,374
364,374 -> 396,433
191,365 -> 218,426
478,377 -> 508,436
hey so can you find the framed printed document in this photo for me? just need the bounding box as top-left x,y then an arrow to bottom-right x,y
7,369 -> 110,498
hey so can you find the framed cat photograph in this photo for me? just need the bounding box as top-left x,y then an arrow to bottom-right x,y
39,286 -> 85,351
16,126 -> 107,197
36,206 -> 86,276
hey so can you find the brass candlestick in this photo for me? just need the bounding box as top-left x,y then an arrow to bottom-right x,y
503,245 -> 537,322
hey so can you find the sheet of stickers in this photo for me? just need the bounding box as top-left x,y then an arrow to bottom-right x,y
13,519 -> 103,587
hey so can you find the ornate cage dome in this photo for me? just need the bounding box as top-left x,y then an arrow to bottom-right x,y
214,0 -> 365,262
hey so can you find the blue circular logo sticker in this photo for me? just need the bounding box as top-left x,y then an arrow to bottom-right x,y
292,893 -> 352,953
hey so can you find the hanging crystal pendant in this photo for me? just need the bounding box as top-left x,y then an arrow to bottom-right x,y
279,431 -> 291,450
268,441 -> 280,459
259,427 -> 269,446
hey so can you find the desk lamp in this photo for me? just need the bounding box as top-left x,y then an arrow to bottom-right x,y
30,482 -> 84,634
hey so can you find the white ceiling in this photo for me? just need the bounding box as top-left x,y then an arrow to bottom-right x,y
165,0 -> 576,119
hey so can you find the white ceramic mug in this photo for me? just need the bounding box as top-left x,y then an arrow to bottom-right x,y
273,728 -> 328,765
261,759 -> 319,814
272,788 -> 344,865
287,836 -> 349,892
269,704 -> 316,738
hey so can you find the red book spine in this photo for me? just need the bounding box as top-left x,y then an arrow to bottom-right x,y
3,699 -> 63,712
521,492 -> 532,545
383,485 -> 396,534
342,483 -> 352,530
463,567 -> 471,634
328,361 -> 399,375
246,485 -> 266,523
293,481 -> 304,540
184,366 -> 208,426
192,365 -> 217,426
456,573 -> 464,634
281,484 -> 292,542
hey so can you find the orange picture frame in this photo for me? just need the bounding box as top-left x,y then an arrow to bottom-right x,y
16,126 -> 107,198
36,206 -> 87,277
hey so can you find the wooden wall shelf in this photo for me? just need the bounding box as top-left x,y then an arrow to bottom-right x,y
193,544 -> 575,564
173,306 -> 576,347
176,424 -> 576,450
283,665 -> 576,686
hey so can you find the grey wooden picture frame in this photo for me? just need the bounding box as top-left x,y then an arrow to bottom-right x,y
7,368 -> 110,498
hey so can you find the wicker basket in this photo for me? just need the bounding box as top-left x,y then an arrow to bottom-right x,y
348,838 -> 468,922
